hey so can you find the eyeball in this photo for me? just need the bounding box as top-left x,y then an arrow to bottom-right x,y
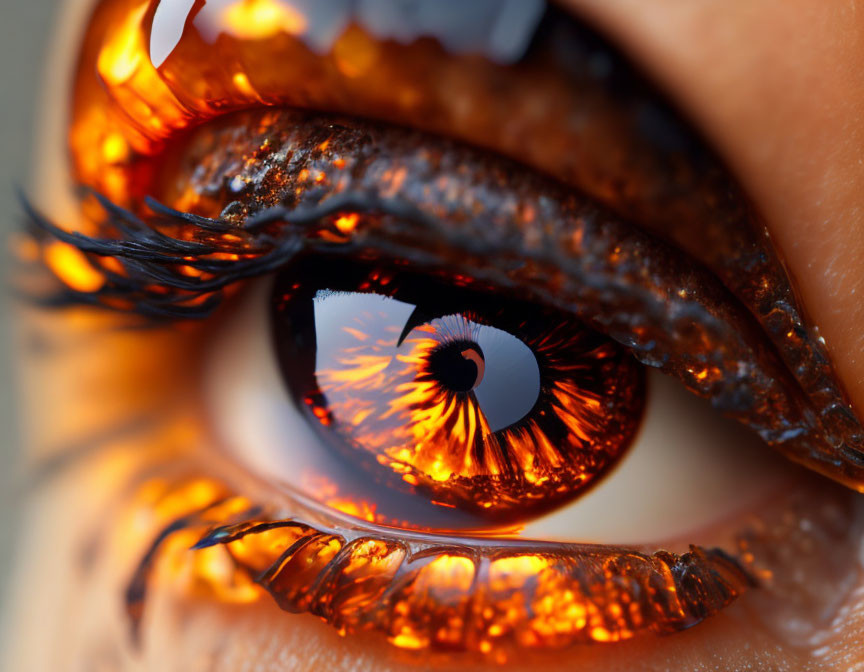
205,261 -> 797,542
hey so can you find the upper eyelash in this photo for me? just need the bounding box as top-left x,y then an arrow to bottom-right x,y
19,189 -> 439,320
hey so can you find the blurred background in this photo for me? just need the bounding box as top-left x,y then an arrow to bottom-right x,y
0,0 -> 56,599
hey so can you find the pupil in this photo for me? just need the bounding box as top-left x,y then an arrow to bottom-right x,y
429,341 -> 484,393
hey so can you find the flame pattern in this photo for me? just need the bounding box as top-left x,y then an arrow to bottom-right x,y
276,264 -> 645,523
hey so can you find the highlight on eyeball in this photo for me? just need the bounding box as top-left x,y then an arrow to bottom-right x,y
3,0 -> 864,670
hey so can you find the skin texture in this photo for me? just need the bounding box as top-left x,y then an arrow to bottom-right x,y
568,0 -> 864,417
3,1 -> 864,671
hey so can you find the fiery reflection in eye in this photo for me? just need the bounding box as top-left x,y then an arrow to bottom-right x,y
273,261 -> 646,523
220,0 -> 308,40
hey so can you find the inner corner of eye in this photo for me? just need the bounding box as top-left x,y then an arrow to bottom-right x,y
203,259 -> 794,544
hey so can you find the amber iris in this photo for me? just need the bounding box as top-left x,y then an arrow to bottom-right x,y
272,259 -> 646,523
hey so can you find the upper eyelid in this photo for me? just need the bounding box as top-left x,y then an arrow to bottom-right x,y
23,104 -> 863,493
49,1 -> 864,485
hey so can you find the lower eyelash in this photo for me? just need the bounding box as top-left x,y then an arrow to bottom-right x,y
125,475 -> 752,656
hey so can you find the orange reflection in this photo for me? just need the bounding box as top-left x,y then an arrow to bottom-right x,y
298,291 -> 645,521
334,213 -> 360,234
127,476 -> 752,659
44,242 -> 104,293
221,0 -> 307,40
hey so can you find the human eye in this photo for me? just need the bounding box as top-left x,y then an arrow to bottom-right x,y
14,0 -> 864,668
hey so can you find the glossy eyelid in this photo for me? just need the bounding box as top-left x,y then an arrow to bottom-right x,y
24,105 -> 864,492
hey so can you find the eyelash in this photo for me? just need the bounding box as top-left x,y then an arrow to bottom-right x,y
125,473 -> 754,653
21,189 -> 368,320
23,177 -> 565,322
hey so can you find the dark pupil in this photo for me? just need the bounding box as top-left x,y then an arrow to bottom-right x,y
428,341 -> 484,393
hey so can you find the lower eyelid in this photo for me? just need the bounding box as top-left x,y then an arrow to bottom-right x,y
120,455 -> 862,659
125,473 -> 752,654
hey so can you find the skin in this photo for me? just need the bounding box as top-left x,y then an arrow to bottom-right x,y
3,1 -> 864,670
570,0 -> 864,417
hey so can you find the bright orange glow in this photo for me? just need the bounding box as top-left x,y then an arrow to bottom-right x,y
326,498 -> 377,522
304,296 -> 644,521
44,242 -> 105,293
127,479 -> 751,657
101,132 -> 130,163
189,545 -> 262,603
95,2 -> 147,86
94,1 -> 186,132
232,72 -> 259,98
221,0 -> 308,40
153,478 -> 227,519
334,213 -> 360,234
